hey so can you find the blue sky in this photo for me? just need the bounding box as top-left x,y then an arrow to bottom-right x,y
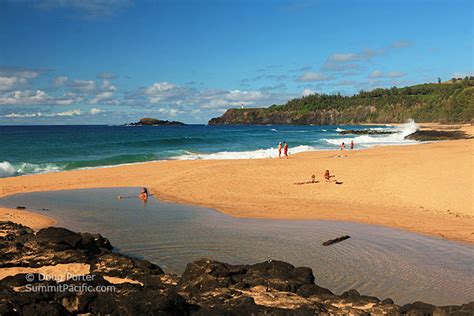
0,0 -> 472,124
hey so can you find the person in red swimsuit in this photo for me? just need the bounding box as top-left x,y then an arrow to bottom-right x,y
283,142 -> 289,157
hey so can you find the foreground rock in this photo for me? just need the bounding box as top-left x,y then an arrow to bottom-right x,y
1,222 -> 473,315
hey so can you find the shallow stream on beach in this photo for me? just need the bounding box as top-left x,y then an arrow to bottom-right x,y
1,187 -> 473,305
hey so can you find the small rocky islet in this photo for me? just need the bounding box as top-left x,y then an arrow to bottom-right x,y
127,117 -> 186,126
1,221 -> 473,315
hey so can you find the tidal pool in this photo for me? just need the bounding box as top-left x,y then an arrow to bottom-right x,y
1,187 -> 473,305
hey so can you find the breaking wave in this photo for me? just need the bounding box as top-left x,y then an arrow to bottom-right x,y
324,120 -> 419,147
0,161 -> 66,178
172,145 -> 318,160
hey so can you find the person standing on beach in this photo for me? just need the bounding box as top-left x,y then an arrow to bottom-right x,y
278,142 -> 282,158
283,142 -> 289,158
350,140 -> 354,150
341,142 -> 345,150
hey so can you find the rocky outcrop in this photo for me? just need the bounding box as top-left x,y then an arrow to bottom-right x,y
339,130 -> 395,135
406,130 -> 471,141
1,221 -> 473,315
208,108 -> 352,125
128,117 -> 186,126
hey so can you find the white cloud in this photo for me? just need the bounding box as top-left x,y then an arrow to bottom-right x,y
297,72 -> 332,82
390,40 -> 412,49
56,109 -> 81,116
0,67 -> 41,79
0,67 -> 42,91
90,91 -> 114,104
369,70 -> 406,78
0,89 -> 79,105
98,72 -> 117,80
70,80 -> 97,92
4,109 -> 82,118
90,108 -> 105,115
302,88 -> 315,96
322,42 -> 411,73
53,76 -> 69,86
32,0 -> 133,18
102,79 -> 117,91
144,82 -> 178,103
328,53 -> 359,62
0,76 -> 28,91
140,81 -> 293,111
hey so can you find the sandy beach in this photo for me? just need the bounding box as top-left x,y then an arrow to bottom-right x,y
0,207 -> 56,230
0,124 -> 472,243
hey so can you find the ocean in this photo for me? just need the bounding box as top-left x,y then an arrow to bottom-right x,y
0,122 -> 418,178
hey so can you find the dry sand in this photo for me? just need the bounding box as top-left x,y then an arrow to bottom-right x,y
0,263 -> 90,282
0,125 -> 472,243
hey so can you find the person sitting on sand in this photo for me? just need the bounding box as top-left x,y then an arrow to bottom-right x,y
295,174 -> 318,185
324,170 -> 335,182
139,187 -> 149,201
283,142 -> 289,157
278,142 -> 282,158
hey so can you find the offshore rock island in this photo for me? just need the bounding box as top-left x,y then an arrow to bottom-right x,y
128,118 -> 186,126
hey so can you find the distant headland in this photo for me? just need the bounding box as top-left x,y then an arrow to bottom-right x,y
128,117 -> 186,126
209,77 -> 474,125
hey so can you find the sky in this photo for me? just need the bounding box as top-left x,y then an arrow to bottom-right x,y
0,0 -> 472,125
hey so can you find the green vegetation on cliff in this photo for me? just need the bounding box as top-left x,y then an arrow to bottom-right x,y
209,78 -> 474,125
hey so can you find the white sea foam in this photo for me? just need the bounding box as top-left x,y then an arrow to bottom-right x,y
0,161 -> 16,178
324,120 -> 419,148
335,127 -> 345,132
173,145 -> 318,160
0,161 -> 66,178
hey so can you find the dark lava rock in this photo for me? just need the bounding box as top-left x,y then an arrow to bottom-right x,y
401,301 -> 437,315
1,221 -> 473,315
177,259 -> 315,294
295,284 -> 334,297
339,129 -> 395,135
406,130 -> 471,141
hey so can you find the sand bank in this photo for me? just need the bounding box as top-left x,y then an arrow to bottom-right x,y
0,207 -> 56,230
0,127 -> 472,242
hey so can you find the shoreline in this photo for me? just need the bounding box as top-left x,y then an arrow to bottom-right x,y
0,128 -> 473,243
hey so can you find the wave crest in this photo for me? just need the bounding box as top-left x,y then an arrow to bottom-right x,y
325,120 -> 419,147
172,145 -> 318,160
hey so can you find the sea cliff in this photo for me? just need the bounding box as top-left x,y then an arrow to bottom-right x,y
209,79 -> 474,125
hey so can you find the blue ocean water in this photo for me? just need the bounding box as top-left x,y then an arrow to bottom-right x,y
0,123 -> 418,177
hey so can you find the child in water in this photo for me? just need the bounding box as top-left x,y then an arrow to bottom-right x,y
278,142 -> 282,158
139,187 -> 149,200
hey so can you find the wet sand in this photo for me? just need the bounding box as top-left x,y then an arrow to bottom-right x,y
0,207 -> 56,230
0,125 -> 473,242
